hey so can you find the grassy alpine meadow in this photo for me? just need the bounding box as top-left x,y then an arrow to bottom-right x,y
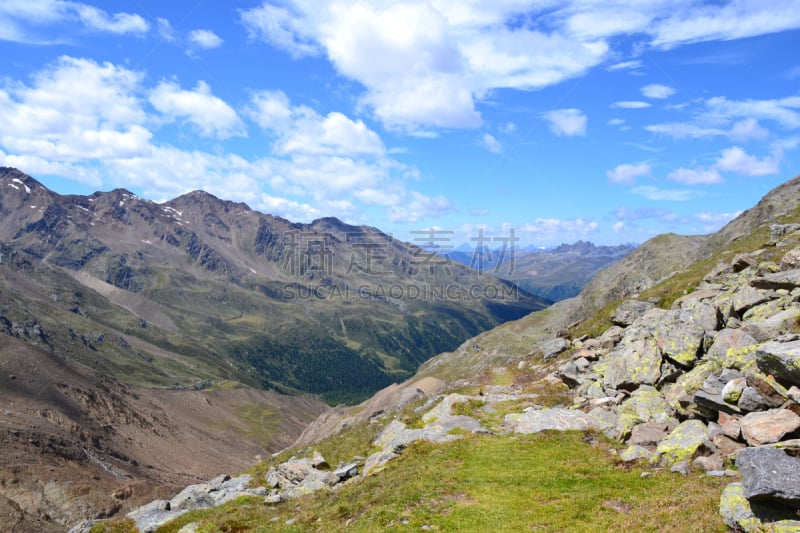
141,431 -> 728,533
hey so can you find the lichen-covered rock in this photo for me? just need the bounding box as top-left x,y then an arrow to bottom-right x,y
756,340 -> 800,387
601,334 -> 662,391
619,445 -> 653,462
740,409 -> 800,446
615,386 -> 675,438
719,483 -> 763,532
732,286 -> 774,315
653,419 -> 708,466
780,248 -> 800,271
705,328 -> 759,370
741,307 -> 800,342
662,360 -> 721,416
538,337 -> 569,361
648,309 -> 707,368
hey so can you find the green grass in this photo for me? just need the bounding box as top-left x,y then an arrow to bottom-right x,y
146,431 -> 728,533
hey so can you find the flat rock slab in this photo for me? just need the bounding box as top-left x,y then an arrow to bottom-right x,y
740,409 -> 800,446
751,269 -> 800,290
505,407 -> 595,434
737,447 -> 800,506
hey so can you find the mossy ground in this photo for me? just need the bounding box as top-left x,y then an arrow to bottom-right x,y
129,431 -> 728,533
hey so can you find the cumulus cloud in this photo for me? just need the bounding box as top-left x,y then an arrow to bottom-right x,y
237,0 -> 800,132
388,191 -> 455,223
613,221 -> 625,232
715,146 -> 782,176
149,80 -> 246,139
0,56 -> 150,162
668,166 -> 724,185
0,55 -> 456,225
543,109 -> 587,137
188,29 -> 223,49
641,84 -> 675,99
607,163 -> 651,185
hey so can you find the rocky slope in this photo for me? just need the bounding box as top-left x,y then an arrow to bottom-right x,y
99,172 -> 800,532
111,219 -> 800,533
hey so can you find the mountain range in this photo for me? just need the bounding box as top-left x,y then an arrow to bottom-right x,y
445,240 -> 637,302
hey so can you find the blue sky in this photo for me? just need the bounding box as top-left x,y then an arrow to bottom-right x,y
1,1 -> 799,246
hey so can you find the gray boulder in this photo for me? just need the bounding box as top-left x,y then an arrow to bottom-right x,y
648,309 -> 706,368
601,334 -> 662,391
741,307 -> 800,342
751,269 -> 800,290
611,300 -> 654,327
538,337 -> 570,361
737,447 -> 800,506
756,340 -> 800,387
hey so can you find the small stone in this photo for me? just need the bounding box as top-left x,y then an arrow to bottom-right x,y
722,378 -> 746,404
737,387 -> 770,412
717,412 -> 741,440
311,451 -> 329,470
712,435 -> 746,457
693,454 -> 724,472
670,461 -> 690,475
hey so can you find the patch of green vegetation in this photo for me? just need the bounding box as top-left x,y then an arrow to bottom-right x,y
88,519 -> 136,533
451,398 -> 485,417
151,432 -> 728,533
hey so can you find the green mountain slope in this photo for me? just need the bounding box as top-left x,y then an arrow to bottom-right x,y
0,167 -> 547,403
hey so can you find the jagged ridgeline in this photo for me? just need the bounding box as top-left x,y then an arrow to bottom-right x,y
0,167 -> 547,404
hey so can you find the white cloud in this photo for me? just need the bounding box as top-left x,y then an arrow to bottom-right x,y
667,166 -> 724,185
481,133 -> 502,153
646,123 -> 726,138
239,3 -> 319,58
613,221 -> 625,232
729,118 -> 770,142
0,1 -> 148,40
641,84 -> 675,99
607,163 -> 651,185
543,108 -> 587,137
188,29 -> 224,49
0,56 -> 150,162
0,55 -> 455,226
607,60 -> 643,71
149,80 -> 246,139
388,191 -> 455,223
705,96 -> 800,129
237,1 -> 800,133
608,118 -> 625,126
156,18 -> 176,42
72,3 -> 148,34
715,146 -> 782,176
518,217 -> 599,243
694,210 -> 743,232
248,90 -> 385,157
651,0 -> 800,48
631,185 -> 695,201
612,101 -> 651,109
